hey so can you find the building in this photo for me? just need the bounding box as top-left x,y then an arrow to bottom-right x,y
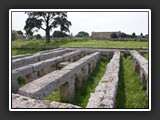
91,31 -> 121,39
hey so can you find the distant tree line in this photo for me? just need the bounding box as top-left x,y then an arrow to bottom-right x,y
11,30 -> 43,40
110,32 -> 145,39
12,29 -> 90,41
75,31 -> 89,38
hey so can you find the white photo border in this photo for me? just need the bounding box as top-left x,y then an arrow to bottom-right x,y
9,9 -> 151,111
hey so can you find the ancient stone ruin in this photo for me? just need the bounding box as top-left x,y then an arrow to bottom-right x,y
11,48 -> 148,108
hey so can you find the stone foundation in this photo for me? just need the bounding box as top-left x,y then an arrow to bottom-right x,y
12,50 -> 82,93
11,48 -> 148,109
86,51 -> 121,108
18,52 -> 100,101
130,50 -> 148,96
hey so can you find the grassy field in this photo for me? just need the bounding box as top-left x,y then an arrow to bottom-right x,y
116,54 -> 148,108
142,53 -> 148,59
12,39 -> 148,48
12,49 -> 43,56
44,57 -> 110,107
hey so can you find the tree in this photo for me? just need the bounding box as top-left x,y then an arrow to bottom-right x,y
11,30 -> 18,41
17,30 -> 23,36
132,32 -> 136,38
52,30 -> 68,38
36,34 -> 42,39
75,31 -> 89,38
110,33 -> 118,38
118,32 -> 127,38
24,12 -> 71,43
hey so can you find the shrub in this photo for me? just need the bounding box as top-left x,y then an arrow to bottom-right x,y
110,33 -> 118,38
75,31 -> 89,38
52,31 -> 68,38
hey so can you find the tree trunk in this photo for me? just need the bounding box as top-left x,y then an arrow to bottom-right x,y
46,29 -> 50,43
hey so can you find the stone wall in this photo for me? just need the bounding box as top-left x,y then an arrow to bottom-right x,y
130,50 -> 148,96
86,51 -> 121,108
92,31 -> 120,39
18,52 -> 100,102
12,50 -> 82,93
12,49 -> 71,70
11,48 -> 148,109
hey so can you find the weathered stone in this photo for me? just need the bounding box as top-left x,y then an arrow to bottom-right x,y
12,53 -> 33,60
12,76 -> 19,93
87,51 -> 120,108
57,62 -> 71,69
18,70 -> 71,99
38,49 -> 67,61
32,61 -> 46,72
12,49 -> 68,70
130,50 -> 148,92
12,94 -> 81,108
12,65 -> 33,77
25,72 -> 38,83
60,82 -> 69,102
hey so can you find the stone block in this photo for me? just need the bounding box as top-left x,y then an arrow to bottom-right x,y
32,61 -> 46,72
12,93 -> 81,108
12,76 -> 19,93
18,72 -> 61,99
12,65 -> 33,78
86,51 -> 120,108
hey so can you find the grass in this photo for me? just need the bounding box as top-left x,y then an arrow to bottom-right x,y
116,53 -> 148,108
44,88 -> 61,102
17,76 -> 26,87
12,39 -> 148,48
12,49 -> 42,56
70,57 -> 110,108
142,53 -> 148,59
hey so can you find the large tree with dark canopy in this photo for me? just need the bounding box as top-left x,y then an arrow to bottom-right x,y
24,12 -> 71,43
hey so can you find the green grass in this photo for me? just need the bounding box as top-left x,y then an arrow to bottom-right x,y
142,53 -> 148,59
12,39 -> 148,48
12,49 -> 42,56
70,57 -> 110,108
17,76 -> 26,87
116,54 -> 148,108
44,88 -> 61,102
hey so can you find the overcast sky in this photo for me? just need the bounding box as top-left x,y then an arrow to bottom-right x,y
12,11 -> 148,36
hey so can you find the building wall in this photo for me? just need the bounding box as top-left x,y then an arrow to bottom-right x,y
92,32 -> 120,39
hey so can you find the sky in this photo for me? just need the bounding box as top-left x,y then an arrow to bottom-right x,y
12,11 -> 148,36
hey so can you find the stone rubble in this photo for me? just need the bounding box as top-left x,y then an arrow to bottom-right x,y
12,93 -> 81,108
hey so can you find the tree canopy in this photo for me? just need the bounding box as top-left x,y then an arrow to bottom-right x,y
24,12 -> 71,43
17,30 -> 23,36
110,33 -> 118,38
75,31 -> 89,38
52,30 -> 68,38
